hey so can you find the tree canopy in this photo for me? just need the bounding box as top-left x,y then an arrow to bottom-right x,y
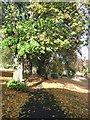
1,2 -> 89,78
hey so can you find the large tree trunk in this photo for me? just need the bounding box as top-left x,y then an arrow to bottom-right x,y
13,57 -> 24,82
37,54 -> 49,79
37,60 -> 45,77
19,62 -> 23,82
24,54 -> 32,79
22,59 -> 24,79
28,59 -> 32,75
44,64 -> 48,79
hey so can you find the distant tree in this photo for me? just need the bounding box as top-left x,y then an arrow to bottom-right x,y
0,48 -> 13,66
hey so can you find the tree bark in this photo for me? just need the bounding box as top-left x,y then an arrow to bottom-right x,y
19,62 -> 23,82
22,59 -> 24,79
37,54 -> 49,79
13,57 -> 23,82
28,59 -> 32,75
44,64 -> 48,79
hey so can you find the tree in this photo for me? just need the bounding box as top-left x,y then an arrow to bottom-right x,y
0,48 -> 13,67
62,50 -> 77,77
1,2 -> 88,79
50,53 -> 64,78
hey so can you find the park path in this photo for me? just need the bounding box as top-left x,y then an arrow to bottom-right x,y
19,89 -> 66,119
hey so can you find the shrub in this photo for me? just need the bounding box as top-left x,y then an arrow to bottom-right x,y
15,82 -> 27,91
7,79 -> 17,87
6,79 -> 27,92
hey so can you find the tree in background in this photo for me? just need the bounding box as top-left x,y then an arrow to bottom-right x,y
0,48 -> 13,67
50,53 -> 64,78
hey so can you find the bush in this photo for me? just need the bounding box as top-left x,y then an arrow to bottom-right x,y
7,80 -> 17,87
6,79 -> 27,92
4,65 -> 13,69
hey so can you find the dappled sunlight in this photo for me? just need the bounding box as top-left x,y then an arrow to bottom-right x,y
19,89 -> 66,118
0,76 -> 12,81
2,86 -> 29,119
41,82 -> 88,93
47,88 -> 88,118
0,69 -> 13,86
0,76 -> 13,86
72,77 -> 88,83
2,73 -> 89,118
0,68 -> 13,71
1,1 -> 89,118
72,78 -> 85,82
26,78 -> 89,93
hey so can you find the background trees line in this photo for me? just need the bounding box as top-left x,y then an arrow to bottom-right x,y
1,2 -> 89,80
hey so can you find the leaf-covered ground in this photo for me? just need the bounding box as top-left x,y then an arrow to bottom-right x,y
19,89 -> 66,119
2,83 -> 89,119
1,73 -> 89,119
47,88 -> 89,118
2,85 -> 30,119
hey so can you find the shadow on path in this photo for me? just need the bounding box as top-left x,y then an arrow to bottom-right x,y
19,89 -> 66,119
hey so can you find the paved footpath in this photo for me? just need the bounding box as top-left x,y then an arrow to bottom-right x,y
19,89 -> 66,119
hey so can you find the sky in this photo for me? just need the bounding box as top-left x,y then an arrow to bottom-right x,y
77,33 -> 89,60
78,3 -> 89,61
80,46 -> 88,60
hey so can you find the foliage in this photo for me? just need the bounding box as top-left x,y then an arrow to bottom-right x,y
6,79 -> 27,91
0,47 -> 13,66
62,50 -> 77,77
50,50 -> 77,77
50,54 -> 64,76
1,2 -> 89,78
